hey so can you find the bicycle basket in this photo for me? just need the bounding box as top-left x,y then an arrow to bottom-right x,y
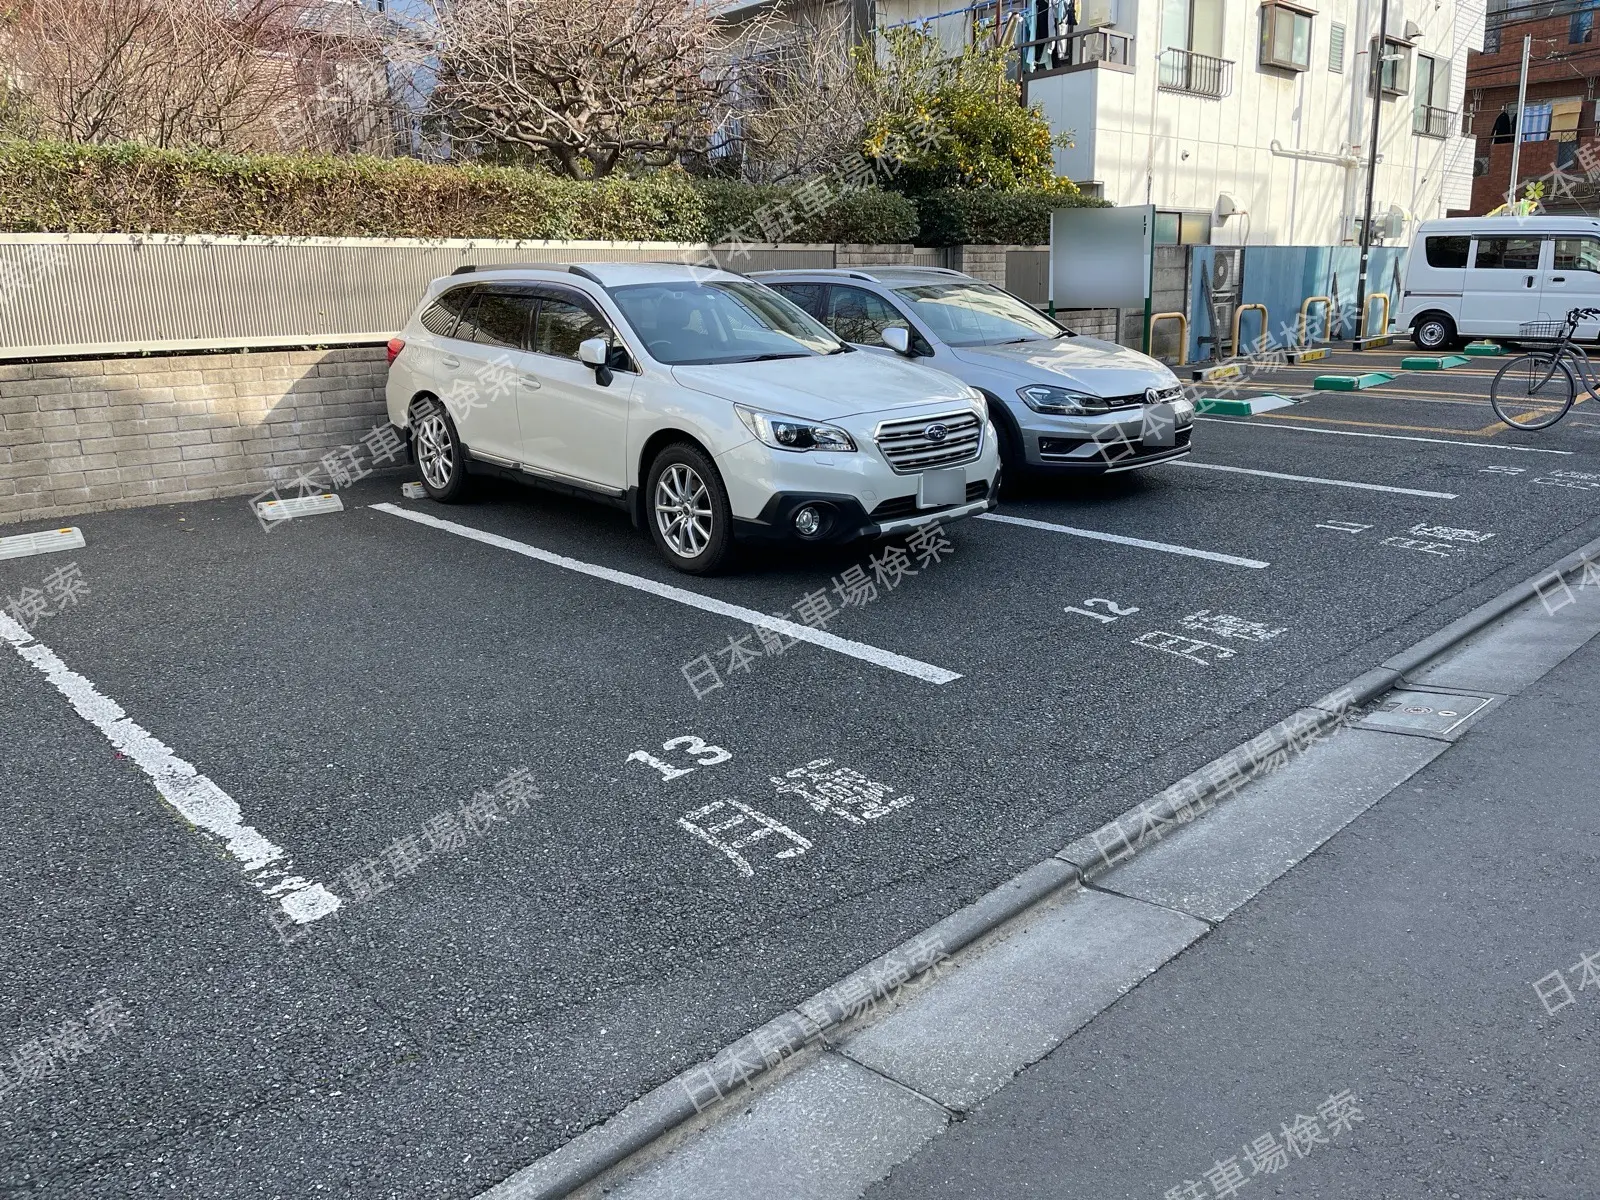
1518,320 -> 1567,338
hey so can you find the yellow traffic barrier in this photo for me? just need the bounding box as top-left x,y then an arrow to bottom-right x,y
1363,292 -> 1390,338
1298,295 -> 1332,346
1231,303 -> 1268,358
1150,311 -> 1189,365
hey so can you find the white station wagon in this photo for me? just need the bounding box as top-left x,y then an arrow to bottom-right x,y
384,262 -> 1002,573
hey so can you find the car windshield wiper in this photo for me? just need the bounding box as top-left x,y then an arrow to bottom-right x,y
738,352 -> 809,362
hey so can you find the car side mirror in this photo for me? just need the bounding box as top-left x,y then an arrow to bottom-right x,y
578,336 -> 614,387
882,326 -> 912,356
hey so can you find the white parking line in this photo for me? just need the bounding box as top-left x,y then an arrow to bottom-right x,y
978,512 -> 1270,569
1197,416 -> 1574,454
0,612 -> 342,925
370,503 -> 962,686
1165,460 -> 1459,499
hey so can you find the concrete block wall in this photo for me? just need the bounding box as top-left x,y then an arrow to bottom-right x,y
0,346 -> 389,525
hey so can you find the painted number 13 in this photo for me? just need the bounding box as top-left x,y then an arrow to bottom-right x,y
627,735 -> 733,781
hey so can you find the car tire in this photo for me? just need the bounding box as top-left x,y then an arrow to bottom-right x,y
1411,313 -> 1458,351
410,396 -> 473,502
645,442 -> 735,575
982,396 -> 1029,492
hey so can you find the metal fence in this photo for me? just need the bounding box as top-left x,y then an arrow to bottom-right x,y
0,235 -> 839,360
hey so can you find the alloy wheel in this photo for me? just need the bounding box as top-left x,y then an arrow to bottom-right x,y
415,409 -> 454,490
654,463 -> 714,559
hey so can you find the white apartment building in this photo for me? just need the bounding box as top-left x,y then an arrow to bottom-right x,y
727,0 -> 1485,245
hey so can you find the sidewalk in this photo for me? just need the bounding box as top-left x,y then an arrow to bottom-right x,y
866,619 -> 1600,1197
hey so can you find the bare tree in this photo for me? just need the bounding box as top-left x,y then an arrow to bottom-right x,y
0,0 -> 410,153
0,0 -> 297,148
720,8 -> 873,184
419,0 -> 732,178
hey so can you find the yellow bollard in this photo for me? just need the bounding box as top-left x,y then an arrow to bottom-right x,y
1149,312 -> 1189,365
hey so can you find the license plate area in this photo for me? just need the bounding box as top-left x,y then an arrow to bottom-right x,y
1142,402 -> 1177,447
917,467 -> 966,509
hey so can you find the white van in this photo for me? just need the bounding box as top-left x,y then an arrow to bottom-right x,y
1398,216 -> 1600,349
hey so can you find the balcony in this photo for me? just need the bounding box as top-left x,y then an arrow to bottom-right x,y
1018,27 -> 1133,76
1413,104 -> 1453,138
1158,47 -> 1234,98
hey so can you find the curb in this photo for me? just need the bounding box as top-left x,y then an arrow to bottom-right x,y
486,528 -> 1600,1200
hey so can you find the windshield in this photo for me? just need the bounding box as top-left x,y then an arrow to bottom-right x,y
610,281 -> 846,365
893,282 -> 1065,347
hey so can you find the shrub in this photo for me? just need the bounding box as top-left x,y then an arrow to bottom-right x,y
0,140 -> 708,239
0,140 -> 926,246
695,179 -> 917,244
914,187 -> 1108,247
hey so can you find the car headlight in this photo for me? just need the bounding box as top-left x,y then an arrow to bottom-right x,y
736,404 -> 857,452
1017,385 -> 1104,415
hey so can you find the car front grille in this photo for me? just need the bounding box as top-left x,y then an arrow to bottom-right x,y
874,410 -> 984,474
1097,385 -> 1185,410
870,480 -> 990,521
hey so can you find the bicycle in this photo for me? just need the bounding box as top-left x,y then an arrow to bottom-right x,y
1489,306 -> 1600,430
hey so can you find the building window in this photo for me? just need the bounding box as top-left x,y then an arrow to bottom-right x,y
1572,9 -> 1594,42
1413,54 -> 1451,137
1558,139 -> 1581,169
1370,36 -> 1413,97
1260,2 -> 1312,70
1158,0 -> 1234,96
1329,22 -> 1346,72
1155,211 -> 1213,245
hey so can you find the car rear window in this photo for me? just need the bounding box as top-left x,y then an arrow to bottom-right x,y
419,287 -> 475,338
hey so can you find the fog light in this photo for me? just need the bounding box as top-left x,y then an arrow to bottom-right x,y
794,505 -> 823,537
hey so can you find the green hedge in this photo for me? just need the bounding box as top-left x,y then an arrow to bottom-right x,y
913,188 -> 1109,246
695,179 -> 919,244
0,140 -> 922,244
0,141 -> 708,239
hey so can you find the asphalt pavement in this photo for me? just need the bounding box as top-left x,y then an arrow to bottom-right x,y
865,592 -> 1600,1200
3,358 -> 1600,1198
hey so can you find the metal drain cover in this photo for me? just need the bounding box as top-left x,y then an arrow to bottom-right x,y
1360,690 -> 1492,736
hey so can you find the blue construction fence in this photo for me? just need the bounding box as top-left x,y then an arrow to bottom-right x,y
1186,245 -> 1409,363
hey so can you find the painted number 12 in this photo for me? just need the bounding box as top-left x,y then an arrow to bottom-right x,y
1065,598 -> 1140,624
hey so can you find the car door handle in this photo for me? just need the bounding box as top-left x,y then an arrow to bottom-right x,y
441,355 -> 461,368
1552,276 -> 1568,283
1526,276 -> 1537,287
520,375 -> 542,389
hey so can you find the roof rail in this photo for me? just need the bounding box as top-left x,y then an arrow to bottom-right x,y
447,261 -> 576,277
844,270 -> 879,282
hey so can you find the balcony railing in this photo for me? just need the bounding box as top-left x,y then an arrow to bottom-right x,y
1414,104 -> 1453,138
1158,47 -> 1234,98
1018,27 -> 1133,75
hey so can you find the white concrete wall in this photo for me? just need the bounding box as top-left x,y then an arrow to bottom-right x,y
894,0 -> 1482,244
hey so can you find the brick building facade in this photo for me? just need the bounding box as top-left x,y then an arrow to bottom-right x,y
1466,5 -> 1600,212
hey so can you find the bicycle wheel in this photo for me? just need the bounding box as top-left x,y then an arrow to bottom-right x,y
1491,352 -> 1577,430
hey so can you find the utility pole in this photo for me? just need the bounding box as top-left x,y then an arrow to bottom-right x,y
1355,0 -> 1391,343
1508,34 -> 1533,208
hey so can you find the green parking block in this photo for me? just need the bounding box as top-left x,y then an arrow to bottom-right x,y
1464,342 -> 1505,355
1313,372 -> 1398,390
1400,355 -> 1471,370
1194,395 -> 1295,415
